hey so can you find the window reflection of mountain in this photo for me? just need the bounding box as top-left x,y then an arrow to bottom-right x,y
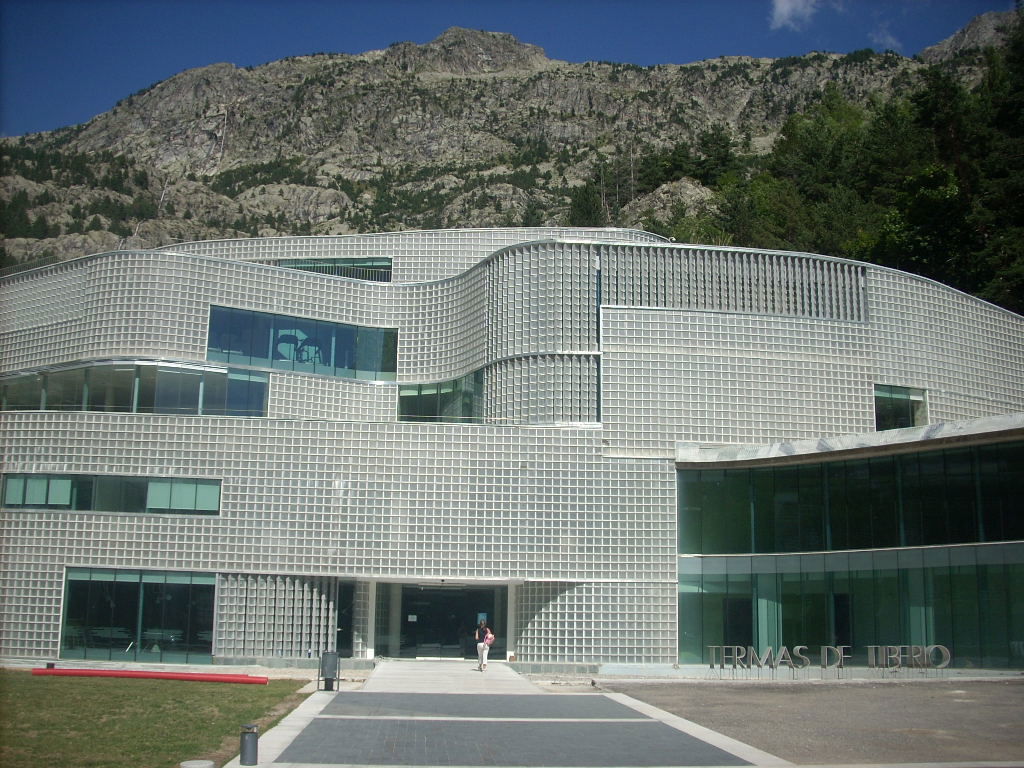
275,333 -> 299,360
297,338 -> 324,364
275,332 -> 326,364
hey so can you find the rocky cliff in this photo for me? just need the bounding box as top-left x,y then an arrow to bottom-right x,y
0,13 -> 1015,266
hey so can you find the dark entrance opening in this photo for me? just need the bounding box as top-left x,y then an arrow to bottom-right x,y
336,582 -> 355,657
400,586 -> 497,658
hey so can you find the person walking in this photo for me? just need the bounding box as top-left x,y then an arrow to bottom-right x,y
475,619 -> 493,671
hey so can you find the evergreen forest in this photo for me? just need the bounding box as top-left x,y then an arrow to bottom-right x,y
570,13 -> 1024,314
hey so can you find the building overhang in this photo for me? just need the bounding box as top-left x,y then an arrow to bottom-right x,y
675,412 -> 1024,469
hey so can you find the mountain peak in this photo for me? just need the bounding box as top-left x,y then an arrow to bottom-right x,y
919,10 -> 1016,63
383,27 -> 549,74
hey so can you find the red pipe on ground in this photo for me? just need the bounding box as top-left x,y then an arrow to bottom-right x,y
31,668 -> 269,684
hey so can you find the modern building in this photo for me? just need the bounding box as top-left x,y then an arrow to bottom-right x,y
1,227 -> 1022,669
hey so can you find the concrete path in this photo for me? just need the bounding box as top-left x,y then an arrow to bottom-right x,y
360,659 -> 542,694
222,660 -> 786,768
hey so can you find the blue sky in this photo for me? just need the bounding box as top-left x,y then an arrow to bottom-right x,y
0,0 -> 1014,137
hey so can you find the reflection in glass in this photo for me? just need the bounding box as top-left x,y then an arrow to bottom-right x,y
1,374 -> 42,410
207,305 -> 397,381
681,544 -> 1024,668
1,363 -> 267,418
875,384 -> 927,430
46,368 -> 86,410
62,569 -> 214,663
155,368 -> 202,414
3,474 -> 220,514
86,366 -> 135,412
398,370 -> 484,423
678,442 -> 1023,554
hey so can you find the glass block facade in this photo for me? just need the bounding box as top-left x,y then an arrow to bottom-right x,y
1,227 -> 1022,667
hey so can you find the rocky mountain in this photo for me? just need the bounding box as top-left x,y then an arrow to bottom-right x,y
0,12 -> 1016,268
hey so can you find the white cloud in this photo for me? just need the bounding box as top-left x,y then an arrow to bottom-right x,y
869,24 -> 902,53
770,0 -> 821,31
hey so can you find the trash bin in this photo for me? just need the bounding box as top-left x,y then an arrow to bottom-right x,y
239,724 -> 258,766
320,651 -> 338,691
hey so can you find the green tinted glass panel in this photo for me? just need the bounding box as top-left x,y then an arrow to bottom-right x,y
170,480 -> 197,509
147,480 -> 171,509
6,473 -> 220,515
4,476 -> 26,505
47,477 -> 72,505
154,368 -> 202,415
194,482 -> 220,511
207,306 -> 236,363
25,476 -> 47,504
355,327 -> 384,379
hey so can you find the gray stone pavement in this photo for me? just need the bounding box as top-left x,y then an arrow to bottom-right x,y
222,660 -> 786,768
218,660 -> 1024,768
600,677 -> 1024,768
7,657 -> 1023,767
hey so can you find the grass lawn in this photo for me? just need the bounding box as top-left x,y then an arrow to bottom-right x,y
0,668 -> 309,768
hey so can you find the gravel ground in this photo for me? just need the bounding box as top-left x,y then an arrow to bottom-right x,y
597,678 -> 1024,765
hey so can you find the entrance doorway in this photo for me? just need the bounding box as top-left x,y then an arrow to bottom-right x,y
336,582 -> 355,657
399,586 -> 498,658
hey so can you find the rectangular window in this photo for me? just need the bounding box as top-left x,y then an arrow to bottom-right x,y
169,479 -> 197,510
4,475 -> 25,505
4,363 -> 266,417
678,442 -> 1022,556
207,305 -> 237,363
224,370 -> 267,417
3,474 -> 220,515
874,384 -> 927,431
146,480 -> 171,509
46,368 -> 86,411
154,368 -> 202,415
194,481 -> 220,511
86,365 -> 135,412
62,568 -> 214,664
25,476 -> 48,505
398,370 -> 482,423
47,477 -> 72,506
1,374 -> 42,410
208,305 -> 397,382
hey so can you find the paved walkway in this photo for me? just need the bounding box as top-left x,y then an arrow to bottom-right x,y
222,659 -> 786,768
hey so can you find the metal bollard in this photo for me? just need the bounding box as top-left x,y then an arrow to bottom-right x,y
239,723 -> 259,766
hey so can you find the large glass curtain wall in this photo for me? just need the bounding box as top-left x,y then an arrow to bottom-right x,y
208,305 -> 397,380
62,569 -> 216,663
0,363 -> 268,416
678,544 -> 1024,668
678,442 -> 1024,555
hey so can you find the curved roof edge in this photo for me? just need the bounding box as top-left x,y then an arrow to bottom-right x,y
676,413 -> 1024,468
154,226 -> 669,253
